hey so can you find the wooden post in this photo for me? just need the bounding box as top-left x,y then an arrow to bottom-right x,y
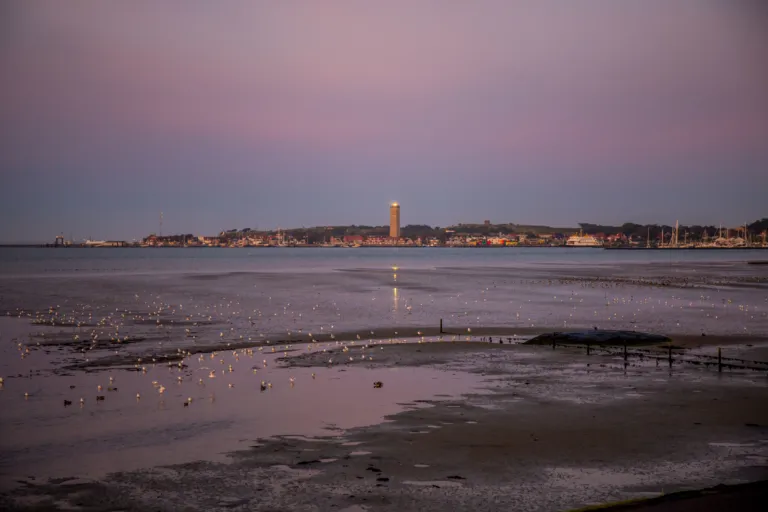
439,318 -> 443,334
587,342 -> 590,356
718,347 -> 722,373
668,345 -> 672,368
623,343 -> 628,361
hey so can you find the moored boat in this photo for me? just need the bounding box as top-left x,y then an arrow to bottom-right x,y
566,231 -> 603,247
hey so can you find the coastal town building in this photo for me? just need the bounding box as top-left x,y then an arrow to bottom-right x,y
343,235 -> 364,245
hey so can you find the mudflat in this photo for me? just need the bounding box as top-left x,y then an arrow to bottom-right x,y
1,249 -> 767,510
2,336 -> 767,511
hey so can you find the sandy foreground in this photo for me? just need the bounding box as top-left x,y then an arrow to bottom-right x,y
2,328 -> 767,511
0,259 -> 767,510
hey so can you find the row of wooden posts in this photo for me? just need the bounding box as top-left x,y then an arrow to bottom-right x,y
437,318 -> 766,374
573,339 -> 722,371
554,340 -> 768,374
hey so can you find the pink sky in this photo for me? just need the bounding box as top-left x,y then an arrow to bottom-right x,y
1,1 -> 767,240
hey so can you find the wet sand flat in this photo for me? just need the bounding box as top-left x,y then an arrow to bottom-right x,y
1,249 -> 767,510
2,330 -> 768,511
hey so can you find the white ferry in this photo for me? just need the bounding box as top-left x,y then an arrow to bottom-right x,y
566,231 -> 604,247
84,239 -> 109,247
84,239 -> 126,247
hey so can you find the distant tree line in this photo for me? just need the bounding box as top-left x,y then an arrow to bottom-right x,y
749,218 -> 768,233
579,219 -> 768,239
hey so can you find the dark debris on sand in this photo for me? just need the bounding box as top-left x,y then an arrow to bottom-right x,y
525,330 -> 670,346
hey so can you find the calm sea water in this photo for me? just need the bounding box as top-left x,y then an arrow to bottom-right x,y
1,247 -> 766,276
1,247 -> 766,343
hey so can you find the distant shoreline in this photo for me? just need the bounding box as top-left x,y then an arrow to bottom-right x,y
2,244 -> 767,251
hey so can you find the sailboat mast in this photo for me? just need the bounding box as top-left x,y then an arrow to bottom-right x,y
675,220 -> 679,247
